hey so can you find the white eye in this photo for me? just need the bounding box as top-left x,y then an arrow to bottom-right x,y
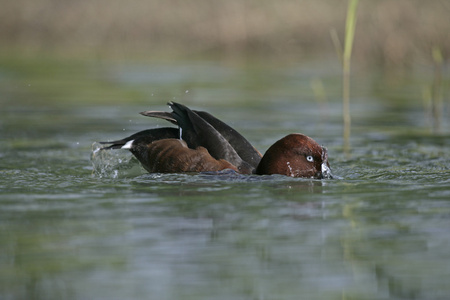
306,155 -> 314,162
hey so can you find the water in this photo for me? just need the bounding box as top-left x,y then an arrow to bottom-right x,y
1,57 -> 449,300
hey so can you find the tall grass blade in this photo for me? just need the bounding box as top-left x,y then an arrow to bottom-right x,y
431,46 -> 443,133
342,0 -> 359,155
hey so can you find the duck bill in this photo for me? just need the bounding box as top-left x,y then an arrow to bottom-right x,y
319,147 -> 333,179
321,162 -> 333,179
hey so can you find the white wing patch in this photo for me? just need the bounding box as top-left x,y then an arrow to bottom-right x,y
121,140 -> 134,149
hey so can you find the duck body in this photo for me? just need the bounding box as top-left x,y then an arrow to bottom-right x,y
123,138 -> 238,173
101,102 -> 332,179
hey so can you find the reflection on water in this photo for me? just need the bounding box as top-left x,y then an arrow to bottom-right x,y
1,57 -> 449,300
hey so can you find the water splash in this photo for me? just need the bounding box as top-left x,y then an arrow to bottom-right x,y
90,142 -> 143,178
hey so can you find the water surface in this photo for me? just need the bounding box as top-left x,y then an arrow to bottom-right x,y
1,57 -> 449,300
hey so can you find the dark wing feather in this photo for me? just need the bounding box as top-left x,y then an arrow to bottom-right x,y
100,127 -> 179,149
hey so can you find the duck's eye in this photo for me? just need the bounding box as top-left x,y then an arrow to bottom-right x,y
306,155 -> 314,162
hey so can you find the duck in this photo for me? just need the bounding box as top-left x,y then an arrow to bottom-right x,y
100,102 -> 332,179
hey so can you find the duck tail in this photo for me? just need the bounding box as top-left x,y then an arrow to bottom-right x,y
98,140 -> 127,150
99,128 -> 180,150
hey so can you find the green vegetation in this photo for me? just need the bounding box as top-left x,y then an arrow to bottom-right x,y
431,46 -> 444,133
342,0 -> 359,154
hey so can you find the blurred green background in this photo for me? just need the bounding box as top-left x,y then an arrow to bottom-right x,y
1,0 -> 449,67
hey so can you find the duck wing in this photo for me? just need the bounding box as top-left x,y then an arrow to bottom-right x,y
171,102 -> 255,173
140,102 -> 261,171
194,110 -> 262,169
137,111 -> 177,125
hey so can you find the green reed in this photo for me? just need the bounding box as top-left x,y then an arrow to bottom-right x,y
431,46 -> 443,133
342,0 -> 359,154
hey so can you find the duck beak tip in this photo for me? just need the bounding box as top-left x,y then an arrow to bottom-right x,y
321,162 -> 333,179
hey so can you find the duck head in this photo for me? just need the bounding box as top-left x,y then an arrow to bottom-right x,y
256,134 -> 332,179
